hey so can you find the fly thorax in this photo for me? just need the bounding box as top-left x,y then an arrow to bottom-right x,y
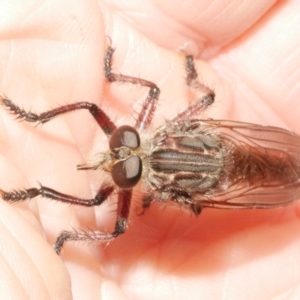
148,131 -> 225,194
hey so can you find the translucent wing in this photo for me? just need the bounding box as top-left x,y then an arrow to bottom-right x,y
192,120 -> 300,209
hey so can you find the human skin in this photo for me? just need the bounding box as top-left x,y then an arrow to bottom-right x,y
0,0 -> 299,299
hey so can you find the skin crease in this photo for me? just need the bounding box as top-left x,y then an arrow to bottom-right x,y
0,0 -> 300,299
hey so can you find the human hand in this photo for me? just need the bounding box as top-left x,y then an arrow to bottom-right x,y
0,1 -> 299,299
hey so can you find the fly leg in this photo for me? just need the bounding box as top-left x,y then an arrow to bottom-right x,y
105,46 -> 160,131
169,191 -> 202,216
173,54 -> 215,122
54,189 -> 132,254
136,194 -> 153,215
0,184 -> 132,254
0,184 -> 114,206
0,97 -> 116,135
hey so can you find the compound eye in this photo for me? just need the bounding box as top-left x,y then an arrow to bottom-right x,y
111,156 -> 142,189
109,125 -> 140,150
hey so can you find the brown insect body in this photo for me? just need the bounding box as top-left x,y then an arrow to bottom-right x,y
1,45 -> 300,254
138,119 -> 300,212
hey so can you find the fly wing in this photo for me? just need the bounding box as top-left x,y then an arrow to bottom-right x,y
192,120 -> 300,209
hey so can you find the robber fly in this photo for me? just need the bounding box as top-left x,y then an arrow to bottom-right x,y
1,44 -> 300,255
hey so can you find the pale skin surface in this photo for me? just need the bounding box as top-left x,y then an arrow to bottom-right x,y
0,0 -> 299,299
